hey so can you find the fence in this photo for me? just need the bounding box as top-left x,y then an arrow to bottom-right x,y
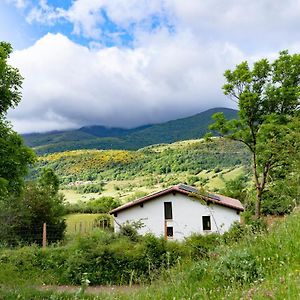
70,218 -> 112,235
0,218 -> 113,248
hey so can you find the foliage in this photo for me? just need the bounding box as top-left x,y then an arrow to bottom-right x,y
31,139 -> 250,187
19,180 -> 66,244
222,217 -> 267,244
1,211 -> 300,299
184,233 -> 220,259
65,197 -> 121,214
0,169 -> 66,245
118,220 -> 145,242
0,121 -> 35,197
210,50 -> 300,217
0,42 -> 23,117
220,174 -> 250,203
38,168 -> 60,195
214,249 -> 263,285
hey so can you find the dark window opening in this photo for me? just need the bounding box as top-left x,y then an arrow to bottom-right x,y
202,216 -> 211,230
114,213 -> 118,217
164,202 -> 173,219
140,203 -> 144,208
167,226 -> 173,237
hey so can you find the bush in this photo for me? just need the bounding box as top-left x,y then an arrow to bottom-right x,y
222,217 -> 267,244
262,193 -> 295,215
185,233 -> 220,259
118,220 -> 144,242
214,249 -> 263,285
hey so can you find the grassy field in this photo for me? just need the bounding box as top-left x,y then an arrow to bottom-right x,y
65,213 -> 103,235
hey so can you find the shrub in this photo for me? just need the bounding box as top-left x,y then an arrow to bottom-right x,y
222,217 -> 267,244
185,233 -> 220,259
214,249 -> 263,285
118,220 -> 144,242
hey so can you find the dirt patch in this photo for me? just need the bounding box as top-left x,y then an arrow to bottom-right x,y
38,284 -> 140,295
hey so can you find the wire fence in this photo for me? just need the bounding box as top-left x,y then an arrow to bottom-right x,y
0,219 -> 113,248
70,218 -> 112,234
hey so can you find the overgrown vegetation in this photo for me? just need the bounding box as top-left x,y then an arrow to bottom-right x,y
0,210 -> 299,299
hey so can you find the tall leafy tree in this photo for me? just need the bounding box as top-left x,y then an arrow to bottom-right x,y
0,42 -> 23,117
0,42 -> 35,198
210,51 -> 300,218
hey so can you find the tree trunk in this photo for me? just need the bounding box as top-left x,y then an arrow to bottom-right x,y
255,188 -> 262,218
252,151 -> 261,218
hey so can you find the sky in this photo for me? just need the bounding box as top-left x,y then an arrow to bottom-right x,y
1,0 -> 300,133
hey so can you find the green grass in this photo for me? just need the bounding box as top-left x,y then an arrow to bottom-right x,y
1,211 -> 300,299
61,189 -> 100,203
65,213 -> 103,234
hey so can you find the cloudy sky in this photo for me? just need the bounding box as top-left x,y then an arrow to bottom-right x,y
1,0 -> 300,133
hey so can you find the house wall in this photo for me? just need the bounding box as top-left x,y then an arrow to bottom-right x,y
113,192 -> 240,241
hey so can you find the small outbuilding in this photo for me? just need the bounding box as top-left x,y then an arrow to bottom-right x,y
110,184 -> 244,241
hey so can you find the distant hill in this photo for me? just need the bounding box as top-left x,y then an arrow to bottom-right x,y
23,107 -> 237,154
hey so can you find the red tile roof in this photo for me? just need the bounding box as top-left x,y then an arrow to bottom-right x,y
109,184 -> 244,214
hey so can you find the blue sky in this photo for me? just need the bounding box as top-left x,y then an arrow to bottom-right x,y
2,0 -> 300,133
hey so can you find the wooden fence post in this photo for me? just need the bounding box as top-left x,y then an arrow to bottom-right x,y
42,223 -> 47,249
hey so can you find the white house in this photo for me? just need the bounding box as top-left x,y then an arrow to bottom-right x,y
110,184 -> 244,241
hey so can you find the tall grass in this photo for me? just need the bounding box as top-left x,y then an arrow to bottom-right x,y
0,211 -> 299,299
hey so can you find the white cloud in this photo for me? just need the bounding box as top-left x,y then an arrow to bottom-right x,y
6,0 -> 300,133
8,32 -> 244,133
6,0 -> 27,9
25,0 -> 300,50
26,0 -> 167,39
26,0 -> 64,25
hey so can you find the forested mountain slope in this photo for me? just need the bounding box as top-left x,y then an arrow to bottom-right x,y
23,107 -> 237,154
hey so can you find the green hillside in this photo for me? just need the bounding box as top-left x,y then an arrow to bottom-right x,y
30,138 -> 250,203
23,107 -> 237,154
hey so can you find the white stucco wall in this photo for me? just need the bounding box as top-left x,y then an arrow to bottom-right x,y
113,192 -> 241,240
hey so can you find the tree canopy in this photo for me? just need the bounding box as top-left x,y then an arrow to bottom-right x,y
0,42 -> 35,198
0,42 -> 23,118
210,50 -> 300,217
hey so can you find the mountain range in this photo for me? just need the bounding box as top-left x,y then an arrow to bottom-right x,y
22,107 -> 237,155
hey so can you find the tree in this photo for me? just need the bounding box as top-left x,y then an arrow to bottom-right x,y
39,168 -> 60,196
0,42 -> 23,117
0,121 -> 35,196
210,50 -> 300,218
19,169 -> 66,244
0,42 -> 35,198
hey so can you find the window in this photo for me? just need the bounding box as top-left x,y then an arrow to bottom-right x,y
167,226 -> 173,237
202,216 -> 211,231
164,202 -> 173,219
